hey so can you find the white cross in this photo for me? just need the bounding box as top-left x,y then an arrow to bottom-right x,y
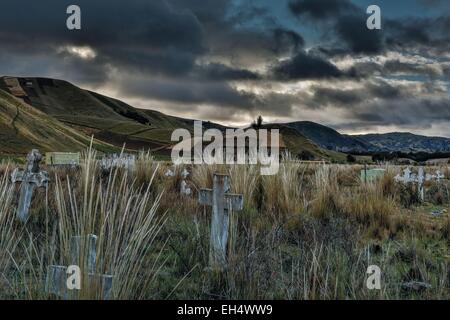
199,173 -> 243,270
11,149 -> 49,222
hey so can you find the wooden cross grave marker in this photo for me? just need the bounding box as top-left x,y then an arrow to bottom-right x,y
11,149 -> 49,222
199,173 -> 244,270
46,234 -> 114,300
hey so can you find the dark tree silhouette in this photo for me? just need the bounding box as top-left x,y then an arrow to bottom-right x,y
346,154 -> 356,163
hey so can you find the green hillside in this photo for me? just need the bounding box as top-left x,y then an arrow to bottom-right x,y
0,76 -> 335,160
0,89 -> 117,155
261,124 -> 331,160
0,77 -> 198,152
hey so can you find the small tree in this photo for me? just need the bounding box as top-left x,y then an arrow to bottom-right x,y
252,115 -> 264,129
346,154 -> 356,163
256,115 -> 263,128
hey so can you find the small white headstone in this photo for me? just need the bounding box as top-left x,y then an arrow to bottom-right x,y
180,180 -> 191,196
165,169 -> 175,177
181,168 -> 189,179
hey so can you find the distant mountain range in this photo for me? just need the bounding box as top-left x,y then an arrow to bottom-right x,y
1,76 -> 449,158
283,121 -> 450,154
353,133 -> 450,153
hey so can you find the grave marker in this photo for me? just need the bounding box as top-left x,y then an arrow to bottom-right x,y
199,173 -> 243,270
180,168 -> 191,196
11,149 -> 49,222
46,234 -> 113,300
395,167 -> 443,202
45,152 -> 80,166
100,153 -> 136,170
361,168 -> 386,183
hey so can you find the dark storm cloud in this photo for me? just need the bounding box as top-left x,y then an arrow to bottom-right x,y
272,50 -> 345,80
335,15 -> 383,54
305,80 -> 404,110
170,0 -> 305,67
350,59 -> 448,80
300,79 -> 450,130
196,63 -> 261,81
0,0 -> 449,134
353,97 -> 450,127
385,16 -> 450,54
117,76 -> 298,118
0,0 -> 207,80
289,0 -> 450,56
289,0 -> 357,19
0,0 -> 307,81
288,0 -> 384,55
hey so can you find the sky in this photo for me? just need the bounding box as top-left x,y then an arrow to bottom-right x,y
0,0 -> 449,136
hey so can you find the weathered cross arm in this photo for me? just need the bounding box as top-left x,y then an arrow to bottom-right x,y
199,188 -> 244,211
198,174 -> 244,270
11,169 -> 49,187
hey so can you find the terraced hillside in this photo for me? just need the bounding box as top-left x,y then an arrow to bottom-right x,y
0,89 -> 117,155
0,77 -> 198,153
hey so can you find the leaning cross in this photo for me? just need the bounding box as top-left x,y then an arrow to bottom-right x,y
199,173 -> 243,270
46,234 -> 113,300
11,149 -> 49,222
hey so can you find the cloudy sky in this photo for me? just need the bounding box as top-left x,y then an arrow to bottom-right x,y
0,0 -> 449,136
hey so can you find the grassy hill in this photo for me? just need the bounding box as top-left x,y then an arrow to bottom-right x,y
261,124 -> 334,160
0,89 -> 117,155
0,76 -> 334,160
0,77 -> 201,153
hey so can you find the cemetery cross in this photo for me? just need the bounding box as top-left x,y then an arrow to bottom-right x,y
199,173 -> 244,270
11,149 -> 49,222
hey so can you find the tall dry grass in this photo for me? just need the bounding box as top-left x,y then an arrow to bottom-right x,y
0,167 -> 19,297
0,151 -> 448,300
1,147 -> 166,299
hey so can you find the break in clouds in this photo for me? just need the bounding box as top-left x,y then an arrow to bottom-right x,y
0,0 -> 449,136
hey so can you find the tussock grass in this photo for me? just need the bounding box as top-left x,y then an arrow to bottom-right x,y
0,155 -> 448,300
1,147 -> 166,299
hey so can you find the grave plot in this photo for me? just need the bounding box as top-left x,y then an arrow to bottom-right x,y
45,152 -> 80,166
11,149 -> 49,222
100,153 -> 136,170
394,167 -> 445,202
361,166 -> 386,183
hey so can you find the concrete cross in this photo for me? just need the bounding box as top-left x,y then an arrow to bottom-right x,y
181,168 -> 189,179
400,167 -> 412,182
417,167 -> 425,201
199,173 -> 243,270
435,170 -> 444,182
46,234 -> 113,300
395,167 -> 432,202
11,149 -> 49,222
395,167 -> 414,183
